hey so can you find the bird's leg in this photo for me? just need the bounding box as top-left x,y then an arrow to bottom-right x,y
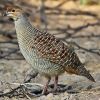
53,76 -> 58,92
42,77 -> 51,95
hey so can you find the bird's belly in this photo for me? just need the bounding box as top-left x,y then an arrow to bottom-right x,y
20,47 -> 64,76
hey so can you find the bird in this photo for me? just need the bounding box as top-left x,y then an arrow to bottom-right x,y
4,5 -> 95,94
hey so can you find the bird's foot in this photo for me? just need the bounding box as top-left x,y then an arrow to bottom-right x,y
42,89 -> 49,95
51,85 -> 61,95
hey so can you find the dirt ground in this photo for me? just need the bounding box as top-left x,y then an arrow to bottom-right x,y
0,0 -> 100,100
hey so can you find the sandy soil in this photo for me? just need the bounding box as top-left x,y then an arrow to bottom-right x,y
0,0 -> 100,100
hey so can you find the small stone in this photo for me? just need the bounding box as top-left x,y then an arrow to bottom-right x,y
4,89 -> 10,93
40,95 -> 46,100
46,93 -> 54,100
63,92 -> 69,96
61,92 -> 69,100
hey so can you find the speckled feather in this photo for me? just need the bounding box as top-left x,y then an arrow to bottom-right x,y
33,31 -> 81,72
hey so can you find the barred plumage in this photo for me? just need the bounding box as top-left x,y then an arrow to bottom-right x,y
5,5 -> 95,94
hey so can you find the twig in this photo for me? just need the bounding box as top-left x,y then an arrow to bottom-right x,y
0,49 -> 19,59
9,83 -> 44,88
0,86 -> 21,97
0,41 -> 18,45
24,93 -> 32,100
40,0 -> 48,30
65,41 -> 100,56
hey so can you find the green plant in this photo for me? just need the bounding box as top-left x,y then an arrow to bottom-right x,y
80,0 -> 90,5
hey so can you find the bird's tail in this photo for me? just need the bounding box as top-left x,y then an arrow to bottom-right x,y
78,66 -> 95,82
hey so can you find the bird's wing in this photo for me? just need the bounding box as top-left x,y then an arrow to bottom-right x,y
31,31 -> 95,81
33,32 -> 82,67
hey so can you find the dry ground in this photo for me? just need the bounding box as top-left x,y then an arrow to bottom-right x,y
0,0 -> 100,100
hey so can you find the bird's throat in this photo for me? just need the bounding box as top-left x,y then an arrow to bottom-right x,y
14,15 -> 35,45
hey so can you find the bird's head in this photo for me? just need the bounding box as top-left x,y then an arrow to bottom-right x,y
4,5 -> 23,21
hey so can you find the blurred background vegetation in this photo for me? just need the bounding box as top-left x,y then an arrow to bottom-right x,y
80,0 -> 100,5
0,0 -> 100,60
0,0 -> 100,99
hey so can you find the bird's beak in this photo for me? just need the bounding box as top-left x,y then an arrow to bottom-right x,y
3,11 -> 12,17
3,11 -> 8,16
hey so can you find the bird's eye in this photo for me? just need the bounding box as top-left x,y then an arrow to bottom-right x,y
12,9 -> 15,12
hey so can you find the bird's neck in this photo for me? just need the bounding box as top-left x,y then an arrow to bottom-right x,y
15,14 -> 35,36
14,14 -> 38,45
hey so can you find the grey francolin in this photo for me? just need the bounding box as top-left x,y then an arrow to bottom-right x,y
4,5 -> 95,94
